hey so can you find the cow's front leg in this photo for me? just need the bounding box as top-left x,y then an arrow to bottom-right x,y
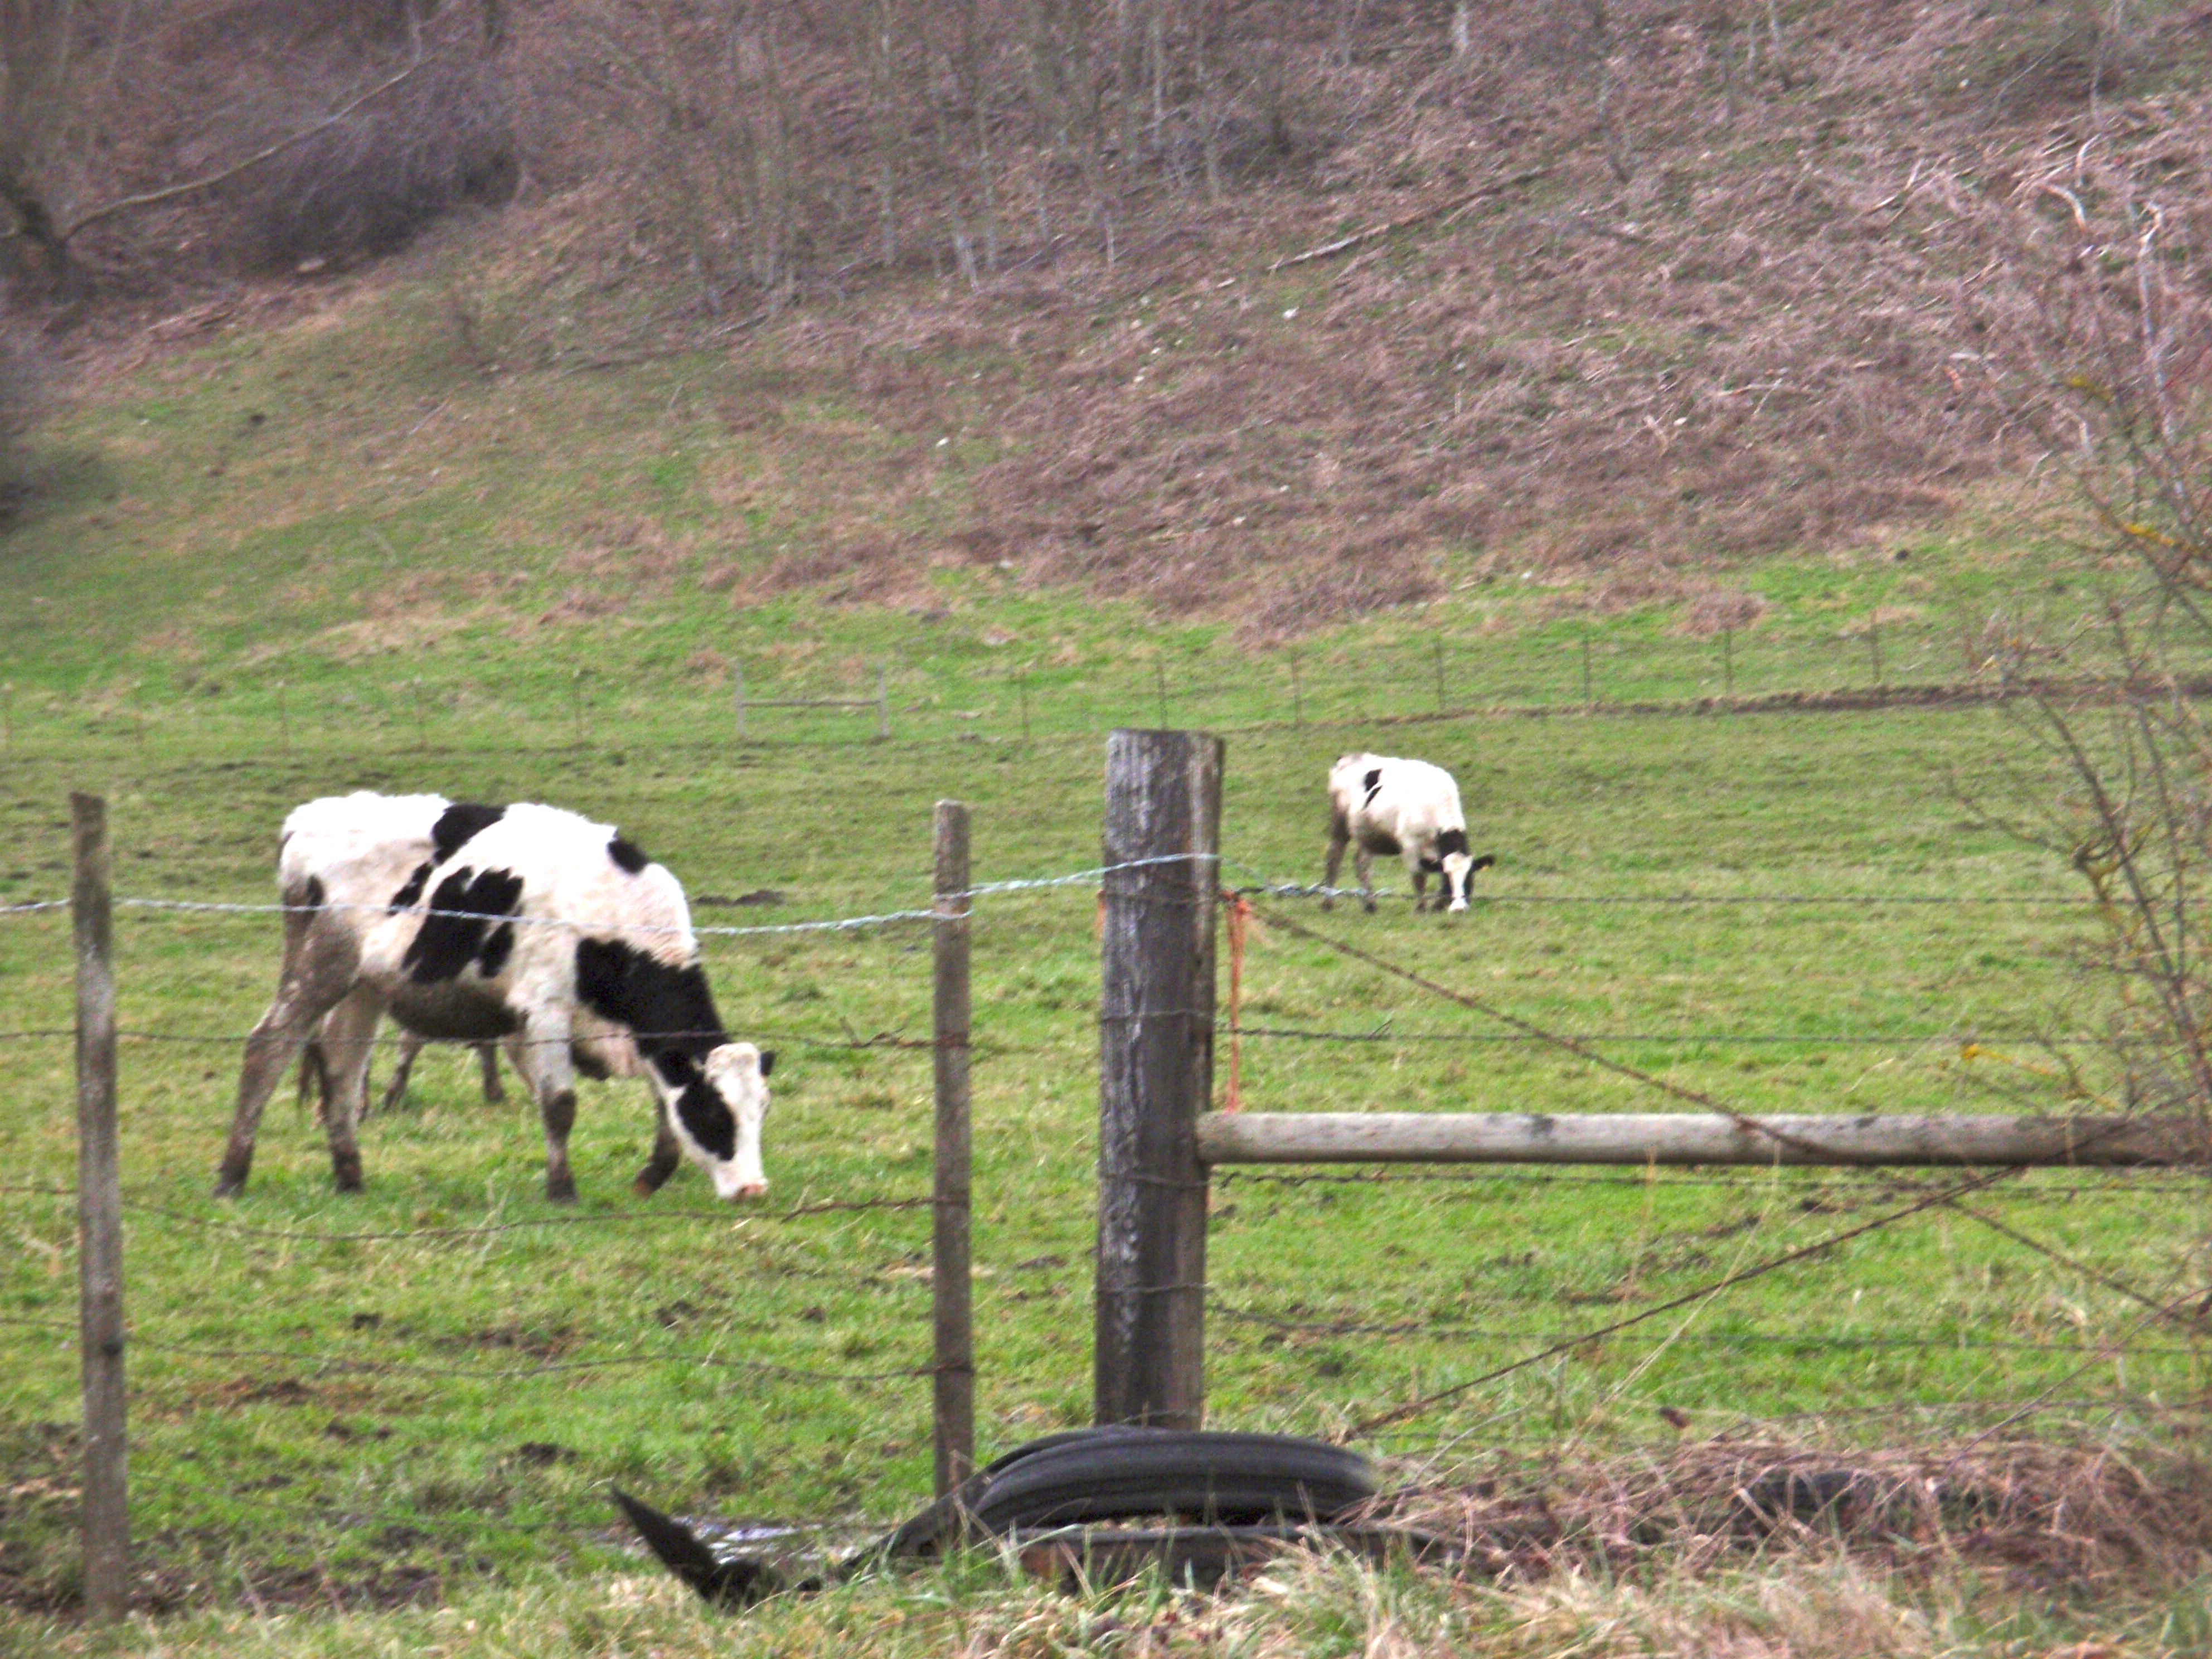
317,986 -> 384,1192
512,1011 -> 580,1202
633,1109 -> 683,1197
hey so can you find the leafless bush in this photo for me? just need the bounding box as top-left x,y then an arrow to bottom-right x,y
1966,130 -> 2212,1160
221,57 -> 517,270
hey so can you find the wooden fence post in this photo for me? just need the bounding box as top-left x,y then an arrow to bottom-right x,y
876,661 -> 891,742
1289,656 -> 1303,729
1432,639 -> 1446,714
1095,729 -> 1221,1428
72,792 -> 128,1623
734,660 -> 747,741
1582,633 -> 1593,706
932,801 -> 974,1498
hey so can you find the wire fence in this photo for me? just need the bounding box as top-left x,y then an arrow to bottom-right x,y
6,809 -> 2205,1613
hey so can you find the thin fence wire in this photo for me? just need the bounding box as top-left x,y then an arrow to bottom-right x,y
0,1313 -> 933,1386
1206,1298 -> 2206,1357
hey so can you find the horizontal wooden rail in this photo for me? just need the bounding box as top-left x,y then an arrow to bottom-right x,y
1195,1113 -> 2185,1167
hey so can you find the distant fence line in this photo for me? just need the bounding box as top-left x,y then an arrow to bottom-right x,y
8,620 -> 2210,758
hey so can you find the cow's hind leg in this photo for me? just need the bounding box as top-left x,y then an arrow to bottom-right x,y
215,903 -> 359,1196
633,1111 -> 683,1197
510,1011 -> 581,1202
316,986 -> 383,1192
476,1041 -> 507,1104
1411,864 -> 1432,911
1321,817 -> 1351,912
1353,847 -> 1377,913
378,1029 -> 426,1114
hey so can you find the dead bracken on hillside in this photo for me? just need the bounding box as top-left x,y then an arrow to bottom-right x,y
5,1 -> 2211,631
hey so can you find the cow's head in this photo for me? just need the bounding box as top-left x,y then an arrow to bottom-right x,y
1430,831 -> 1496,913
659,1043 -> 777,1200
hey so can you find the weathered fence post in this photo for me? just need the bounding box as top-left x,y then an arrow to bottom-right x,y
733,660 -> 748,741
1582,633 -> 1593,706
876,661 -> 891,742
1722,627 -> 1735,697
932,801 -> 974,1498
275,681 -> 290,755
72,792 -> 128,1622
1018,676 -> 1032,744
1870,618 -> 1883,686
1289,656 -> 1303,729
1095,729 -> 1221,1428
1432,639 -> 1446,714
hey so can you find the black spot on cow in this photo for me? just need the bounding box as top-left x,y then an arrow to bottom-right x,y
1435,828 -> 1470,861
758,1050 -> 775,1078
388,861 -> 433,911
403,867 -> 525,983
431,803 -> 507,863
574,938 -> 727,1065
1361,768 -> 1384,802
607,836 -> 649,875
673,1078 -> 738,1160
477,920 -> 516,978
303,875 -> 326,911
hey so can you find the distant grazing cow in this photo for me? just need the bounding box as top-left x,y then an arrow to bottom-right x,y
215,793 -> 774,1202
1323,752 -> 1495,913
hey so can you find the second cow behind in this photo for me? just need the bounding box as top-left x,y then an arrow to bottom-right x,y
214,793 -> 775,1204
1323,752 -> 1495,913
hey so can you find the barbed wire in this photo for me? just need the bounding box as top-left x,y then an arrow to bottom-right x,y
0,1186 -> 930,1241
1207,1298 -> 2206,1357
1231,1023 -> 2095,1047
1218,857 -> 2087,908
0,853 -> 1221,939
0,1313 -> 932,1385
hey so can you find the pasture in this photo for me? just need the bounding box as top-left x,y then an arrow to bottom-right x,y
2,299 -> 2207,1654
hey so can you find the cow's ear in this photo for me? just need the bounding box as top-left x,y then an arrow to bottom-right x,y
758,1049 -> 775,1078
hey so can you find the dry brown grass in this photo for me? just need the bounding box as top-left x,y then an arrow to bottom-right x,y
1385,1430 -> 2212,1593
27,0 -> 2212,633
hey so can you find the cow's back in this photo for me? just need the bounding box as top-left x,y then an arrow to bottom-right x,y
278,792 -> 450,911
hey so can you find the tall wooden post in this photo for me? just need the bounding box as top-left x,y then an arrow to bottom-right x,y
1095,729 -> 1221,1428
931,802 -> 974,1497
734,660 -> 748,741
876,662 -> 891,741
71,792 -> 127,1623
1289,656 -> 1303,729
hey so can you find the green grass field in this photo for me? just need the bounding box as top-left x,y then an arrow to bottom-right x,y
4,281 -> 2209,1655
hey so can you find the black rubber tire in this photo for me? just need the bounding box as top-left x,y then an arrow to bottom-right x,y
969,1431 -> 1376,1532
874,1429 -> 1376,1560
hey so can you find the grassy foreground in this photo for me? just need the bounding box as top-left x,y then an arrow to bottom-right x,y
3,273 -> 2208,1650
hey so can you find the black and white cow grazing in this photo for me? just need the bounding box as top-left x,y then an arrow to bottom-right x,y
215,793 -> 774,1203
1323,752 -> 1496,914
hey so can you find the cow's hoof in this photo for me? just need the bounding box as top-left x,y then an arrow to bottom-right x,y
1318,898 -> 1334,913
331,1156 -> 364,1194
1361,900 -> 1377,915
212,1166 -> 248,1199
546,1174 -> 578,1204
631,1172 -> 666,1199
